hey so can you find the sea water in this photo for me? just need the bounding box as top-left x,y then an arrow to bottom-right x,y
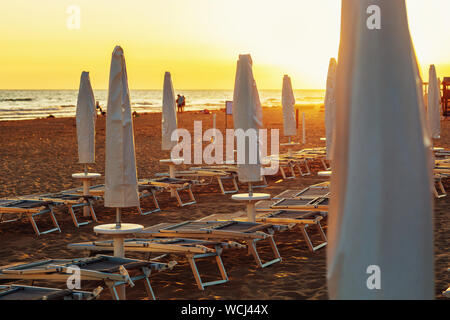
0,89 -> 324,121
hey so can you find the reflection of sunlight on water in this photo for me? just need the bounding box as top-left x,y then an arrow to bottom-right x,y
0,89 -> 325,121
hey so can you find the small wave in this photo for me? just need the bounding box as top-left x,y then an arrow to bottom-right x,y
0,98 -> 33,102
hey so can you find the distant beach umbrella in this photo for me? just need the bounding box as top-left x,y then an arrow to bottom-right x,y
232,54 -> 263,183
281,75 -> 297,137
428,65 -> 441,139
76,71 -> 96,164
327,0 -> 434,299
324,58 -> 337,160
104,46 -> 139,210
161,72 -> 178,151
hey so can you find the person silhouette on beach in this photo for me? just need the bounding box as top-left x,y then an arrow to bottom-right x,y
181,95 -> 186,112
96,101 -> 106,116
176,94 -> 183,113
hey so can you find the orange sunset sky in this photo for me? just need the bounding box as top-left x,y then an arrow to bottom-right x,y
1,0 -> 449,90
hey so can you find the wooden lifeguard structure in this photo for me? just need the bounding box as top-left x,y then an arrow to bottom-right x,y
442,77 -> 450,118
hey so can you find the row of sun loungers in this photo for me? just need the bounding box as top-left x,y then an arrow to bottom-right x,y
0,255 -> 173,300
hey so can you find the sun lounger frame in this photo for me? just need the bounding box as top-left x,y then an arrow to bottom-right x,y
0,284 -> 100,300
0,255 -> 170,300
142,178 -> 197,207
23,193 -> 100,228
139,221 -> 284,268
67,238 -> 240,290
0,200 -> 61,236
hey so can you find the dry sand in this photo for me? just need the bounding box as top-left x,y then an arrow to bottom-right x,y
0,106 -> 448,300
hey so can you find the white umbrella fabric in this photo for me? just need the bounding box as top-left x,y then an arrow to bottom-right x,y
76,71 -> 96,164
324,58 -> 337,160
427,65 -> 441,139
232,54 -> 263,183
161,72 -> 178,151
104,46 -> 140,211
327,0 -> 434,300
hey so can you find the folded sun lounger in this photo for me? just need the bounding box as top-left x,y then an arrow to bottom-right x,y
0,284 -> 102,300
67,238 -> 244,290
0,255 -> 172,300
0,199 -> 61,236
137,220 -> 287,268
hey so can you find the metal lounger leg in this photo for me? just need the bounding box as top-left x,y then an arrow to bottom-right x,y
142,267 -> 156,300
321,159 -> 331,171
217,176 -> 239,194
296,160 -> 311,176
139,190 -> 161,215
252,176 -> 268,189
187,253 -> 229,290
434,179 -> 447,198
247,237 -> 282,268
299,223 -> 327,252
28,206 -> 61,236
174,186 -> 197,207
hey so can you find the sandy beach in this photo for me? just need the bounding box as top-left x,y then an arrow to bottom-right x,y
0,106 -> 448,300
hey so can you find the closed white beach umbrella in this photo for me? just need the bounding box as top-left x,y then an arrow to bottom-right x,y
104,46 -> 139,209
282,75 -> 297,137
324,58 -> 337,160
161,72 -> 178,151
428,65 -> 441,139
327,0 -> 434,300
76,71 -> 96,164
232,54 -> 263,183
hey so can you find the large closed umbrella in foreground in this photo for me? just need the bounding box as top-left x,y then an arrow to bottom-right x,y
231,54 -> 270,222
428,65 -> 441,139
324,58 -> 337,160
327,0 -> 434,299
162,72 -> 178,151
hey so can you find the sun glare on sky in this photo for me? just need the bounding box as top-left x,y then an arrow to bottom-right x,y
0,0 -> 449,90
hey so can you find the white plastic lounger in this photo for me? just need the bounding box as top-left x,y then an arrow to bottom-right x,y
0,199 -> 61,236
0,284 -> 102,300
67,238 -> 244,290
0,255 -> 172,300
137,220 -> 286,268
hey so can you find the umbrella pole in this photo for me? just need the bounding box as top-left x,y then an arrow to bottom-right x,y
113,207 -> 126,300
247,182 -> 256,222
116,208 -> 122,229
82,164 -> 89,216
